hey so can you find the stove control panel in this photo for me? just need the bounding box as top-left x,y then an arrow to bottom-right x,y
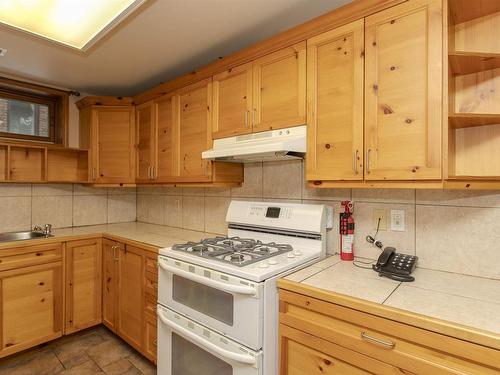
248,205 -> 293,219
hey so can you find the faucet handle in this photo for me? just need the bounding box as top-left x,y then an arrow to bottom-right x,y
44,224 -> 53,236
33,225 -> 43,232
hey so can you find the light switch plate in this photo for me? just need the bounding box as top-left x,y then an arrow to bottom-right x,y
373,209 -> 387,230
391,209 -> 405,231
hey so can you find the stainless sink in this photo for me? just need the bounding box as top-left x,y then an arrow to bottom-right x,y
0,230 -> 53,243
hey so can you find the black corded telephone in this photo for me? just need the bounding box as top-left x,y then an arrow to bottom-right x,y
372,247 -> 418,282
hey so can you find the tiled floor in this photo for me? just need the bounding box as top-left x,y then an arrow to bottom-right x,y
0,326 -> 156,375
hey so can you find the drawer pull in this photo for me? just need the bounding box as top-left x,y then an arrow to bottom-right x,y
360,331 -> 395,349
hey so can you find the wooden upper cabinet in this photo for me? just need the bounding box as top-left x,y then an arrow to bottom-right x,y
212,63 -> 253,139
155,94 -> 178,182
65,238 -> 102,334
252,42 -> 306,132
136,102 -> 155,183
364,0 -> 442,180
177,78 -> 213,181
306,20 -> 364,182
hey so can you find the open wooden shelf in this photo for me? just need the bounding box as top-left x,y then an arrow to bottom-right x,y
449,114 -> 500,129
47,148 -> 89,183
0,145 -> 6,181
449,52 -> 500,75
9,145 -> 46,182
448,0 -> 500,25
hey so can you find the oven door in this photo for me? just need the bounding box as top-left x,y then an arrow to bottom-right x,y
158,305 -> 263,375
158,256 -> 263,350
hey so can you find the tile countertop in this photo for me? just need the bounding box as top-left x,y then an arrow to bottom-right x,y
285,255 -> 500,336
0,222 -> 218,251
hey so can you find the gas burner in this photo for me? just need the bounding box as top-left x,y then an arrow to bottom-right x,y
172,236 -> 293,267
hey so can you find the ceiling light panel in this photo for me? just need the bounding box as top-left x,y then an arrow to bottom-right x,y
0,0 -> 145,50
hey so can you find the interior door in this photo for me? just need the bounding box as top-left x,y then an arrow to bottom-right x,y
252,42 -> 306,132
306,19 -> 364,181
212,63 -> 253,139
102,239 -> 119,332
364,0 -> 442,180
177,78 -> 213,182
94,107 -> 136,183
65,238 -> 102,334
117,245 -> 144,351
155,94 -> 178,182
136,101 -> 155,182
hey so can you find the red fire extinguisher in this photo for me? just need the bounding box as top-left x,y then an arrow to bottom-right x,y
340,201 -> 354,261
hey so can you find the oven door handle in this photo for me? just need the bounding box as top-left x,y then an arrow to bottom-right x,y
158,258 -> 257,295
158,307 -> 257,365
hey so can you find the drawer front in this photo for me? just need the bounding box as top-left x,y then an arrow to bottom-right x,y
144,314 -> 157,363
144,293 -> 157,317
280,290 -> 500,375
145,271 -> 158,298
145,256 -> 158,275
0,243 -> 63,271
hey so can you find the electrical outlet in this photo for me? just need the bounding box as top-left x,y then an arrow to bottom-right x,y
373,209 -> 387,230
391,209 -> 405,231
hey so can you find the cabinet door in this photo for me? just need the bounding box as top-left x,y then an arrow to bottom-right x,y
143,313 -> 158,363
364,0 -> 442,180
155,94 -> 178,182
117,245 -> 144,351
0,262 -> 63,356
306,20 -> 364,181
94,107 -> 136,183
136,102 -> 155,183
65,238 -> 102,334
252,42 -> 306,132
212,63 -> 253,139
177,78 -> 213,182
102,239 -> 120,332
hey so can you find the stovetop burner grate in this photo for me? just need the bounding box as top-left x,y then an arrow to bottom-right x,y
171,236 -> 293,267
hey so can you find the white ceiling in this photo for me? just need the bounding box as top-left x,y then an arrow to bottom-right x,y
0,0 -> 351,96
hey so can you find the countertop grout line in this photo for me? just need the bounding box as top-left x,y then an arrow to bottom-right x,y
381,282 -> 402,304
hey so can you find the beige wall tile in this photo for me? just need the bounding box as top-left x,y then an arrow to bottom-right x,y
182,196 -> 205,232
352,189 -> 415,204
74,185 -> 107,195
353,202 -> 415,260
263,160 -> 302,199
136,186 -> 164,195
163,187 -> 183,196
108,194 -> 136,223
136,195 -> 164,225
0,197 -> 31,232
164,196 -> 182,228
231,162 -> 262,198
205,187 -> 231,197
33,184 -> 73,196
302,186 -> 351,201
182,187 -> 205,196
204,197 -> 230,235
416,189 -> 500,208
108,187 -> 137,195
416,205 -> 500,279
0,184 -> 31,197
73,195 -> 108,226
32,196 -> 73,229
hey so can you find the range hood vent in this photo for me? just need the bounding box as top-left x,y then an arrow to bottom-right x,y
202,125 -> 306,163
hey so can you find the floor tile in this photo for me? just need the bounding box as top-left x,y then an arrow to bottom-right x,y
0,346 -> 64,375
59,360 -> 104,375
101,358 -> 140,375
87,336 -> 134,368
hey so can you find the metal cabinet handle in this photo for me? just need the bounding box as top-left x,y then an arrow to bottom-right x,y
244,110 -> 249,127
353,149 -> 359,174
365,149 -> 371,174
361,331 -> 395,349
151,165 -> 155,180
92,167 -> 96,180
252,108 -> 256,126
111,245 -> 119,261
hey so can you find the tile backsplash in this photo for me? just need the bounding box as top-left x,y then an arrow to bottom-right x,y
137,160 -> 500,280
0,184 -> 136,231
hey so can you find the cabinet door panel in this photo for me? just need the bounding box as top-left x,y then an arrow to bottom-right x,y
95,107 -> 135,183
102,239 -> 119,332
307,20 -> 364,181
117,245 -> 144,351
0,262 -> 63,354
253,42 -> 306,132
177,79 -> 212,181
213,63 -> 253,139
156,94 -> 178,181
65,239 -> 102,334
136,102 -> 155,182
365,0 -> 442,180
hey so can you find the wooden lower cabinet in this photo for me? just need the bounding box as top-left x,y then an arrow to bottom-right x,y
0,260 -> 63,358
102,238 -> 121,332
143,313 -> 158,363
65,238 -> 102,334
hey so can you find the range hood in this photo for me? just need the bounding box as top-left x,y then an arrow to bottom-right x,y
202,125 -> 306,162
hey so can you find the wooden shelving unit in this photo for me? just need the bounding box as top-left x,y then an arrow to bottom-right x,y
46,148 -> 89,183
447,0 -> 500,181
9,145 -> 46,182
0,145 -> 6,181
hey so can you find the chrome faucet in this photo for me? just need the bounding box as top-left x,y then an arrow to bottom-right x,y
33,225 -> 43,232
44,224 -> 52,236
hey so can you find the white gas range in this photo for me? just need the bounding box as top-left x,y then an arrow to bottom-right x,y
157,200 -> 327,375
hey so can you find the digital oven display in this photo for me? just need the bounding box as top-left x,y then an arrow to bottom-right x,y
266,207 -> 281,218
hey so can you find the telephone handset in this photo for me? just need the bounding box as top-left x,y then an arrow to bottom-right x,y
372,247 -> 418,282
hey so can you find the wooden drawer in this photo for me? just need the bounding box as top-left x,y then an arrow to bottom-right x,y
145,255 -> 158,275
0,243 -> 63,271
143,313 -> 157,363
280,324 -> 412,375
280,290 -> 500,374
145,271 -> 158,298
144,293 -> 157,317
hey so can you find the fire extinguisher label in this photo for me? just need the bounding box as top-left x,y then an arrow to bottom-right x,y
342,234 -> 354,253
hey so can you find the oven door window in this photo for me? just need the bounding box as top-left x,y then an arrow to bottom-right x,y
172,275 -> 234,325
172,333 -> 233,375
